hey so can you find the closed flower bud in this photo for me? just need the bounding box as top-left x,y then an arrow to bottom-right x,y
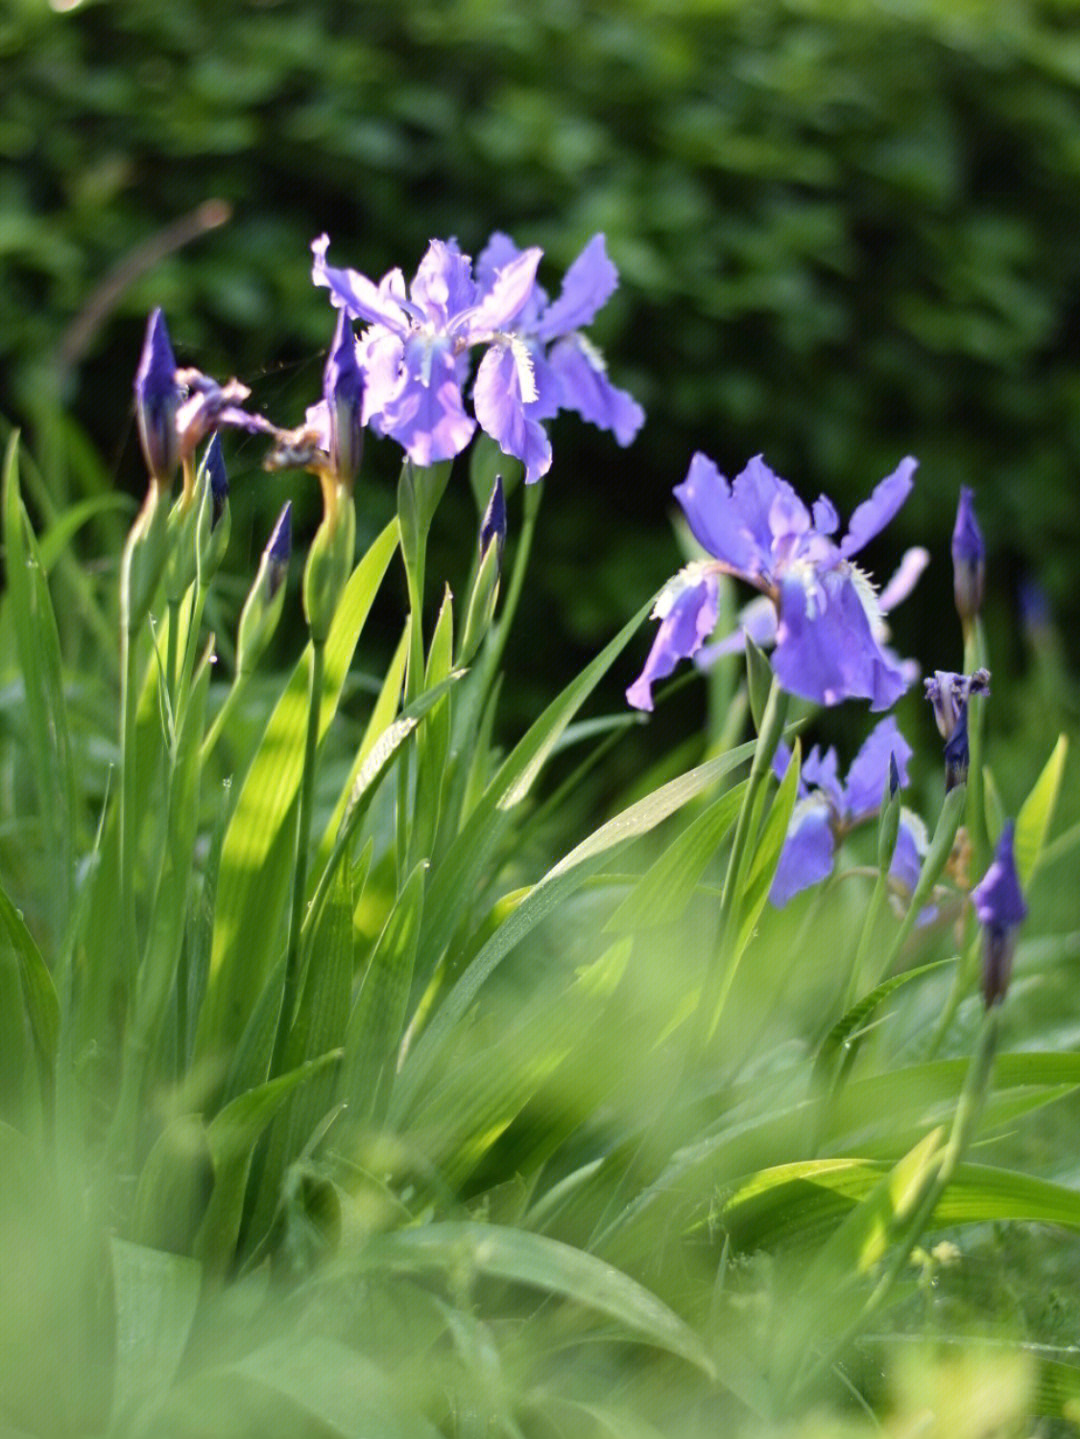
134,309 -> 181,489
971,820 -> 1028,1007
952,486 -> 985,628
324,311 -> 364,491
237,503 -> 292,676
195,436 -> 231,582
479,475 -> 506,569
943,700 -> 970,791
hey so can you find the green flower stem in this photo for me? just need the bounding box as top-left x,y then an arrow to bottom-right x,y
925,926 -> 981,1058
697,674 -> 789,1049
118,619 -> 140,990
842,867 -> 891,1015
166,594 -> 182,705
477,478 -> 542,697
200,673 -> 245,766
792,1004 -> 1000,1405
870,781 -> 967,991
964,615 -> 990,877
271,635 -> 325,1077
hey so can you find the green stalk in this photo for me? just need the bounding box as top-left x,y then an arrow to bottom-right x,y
270,636 -> 325,1076
697,674 -> 789,1049
964,616 -> 990,877
200,665 -> 249,766
866,781 -> 967,991
791,1005 -> 1000,1405
477,477 -> 542,696
118,620 -> 140,990
166,595 -> 181,705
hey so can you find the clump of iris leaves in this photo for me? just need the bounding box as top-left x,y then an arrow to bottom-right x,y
2,228 -> 1079,1439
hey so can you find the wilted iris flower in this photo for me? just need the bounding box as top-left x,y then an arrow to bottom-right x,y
311,231 -> 643,481
924,669 -> 991,740
769,717 -> 919,905
627,453 -> 919,712
971,820 -> 1028,1006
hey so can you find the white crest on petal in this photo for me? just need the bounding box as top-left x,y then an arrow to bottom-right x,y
508,333 -> 538,405
652,561 -> 711,620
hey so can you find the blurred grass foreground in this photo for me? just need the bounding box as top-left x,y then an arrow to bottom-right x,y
5,2 -> 1080,1437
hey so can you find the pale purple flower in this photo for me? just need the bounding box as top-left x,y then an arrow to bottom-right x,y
311,231 -> 643,482
769,718 -> 913,906
971,820 -> 1028,1007
627,453 -> 919,712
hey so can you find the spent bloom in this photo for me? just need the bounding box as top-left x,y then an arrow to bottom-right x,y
627,453 -> 919,712
951,486 -> 985,627
311,230 -> 643,482
924,669 -> 990,740
769,717 -> 919,906
971,820 -> 1028,1007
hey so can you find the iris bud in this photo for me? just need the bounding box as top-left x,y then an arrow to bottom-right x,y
952,486 -> 985,630
237,503 -> 292,676
971,820 -> 1028,1007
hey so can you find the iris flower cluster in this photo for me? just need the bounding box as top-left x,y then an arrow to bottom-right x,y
626,452 -> 920,713
311,231 -> 644,482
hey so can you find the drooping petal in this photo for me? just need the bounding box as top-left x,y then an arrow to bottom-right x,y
842,716 -> 912,820
673,452 -> 763,576
839,456 -> 917,559
534,234 -> 619,342
626,571 -> 719,712
545,335 -> 644,445
773,569 -> 909,710
769,802 -> 835,907
473,338 -> 552,484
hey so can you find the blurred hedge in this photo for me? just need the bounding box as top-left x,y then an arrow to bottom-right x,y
4,0 -> 1080,707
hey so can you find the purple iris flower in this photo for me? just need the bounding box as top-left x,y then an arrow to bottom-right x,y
627,453 -> 918,712
311,231 -> 643,482
768,717 -> 916,906
971,820 -> 1028,1007
473,232 -> 644,481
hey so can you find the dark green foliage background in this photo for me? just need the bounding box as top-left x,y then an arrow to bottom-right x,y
4,0 -> 1080,698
